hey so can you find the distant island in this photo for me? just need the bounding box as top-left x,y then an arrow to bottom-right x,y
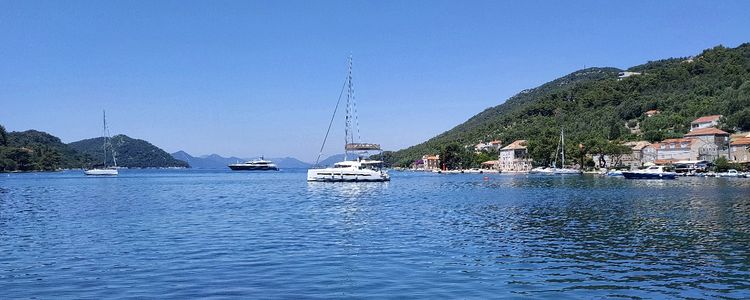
70,135 -> 188,169
0,126 -> 188,172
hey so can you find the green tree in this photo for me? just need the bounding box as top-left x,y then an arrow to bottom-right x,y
439,143 -> 474,170
713,157 -> 730,172
0,124 -> 7,146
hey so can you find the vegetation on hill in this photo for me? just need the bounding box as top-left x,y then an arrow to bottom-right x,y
388,43 -> 750,168
0,127 -> 91,171
70,135 -> 189,168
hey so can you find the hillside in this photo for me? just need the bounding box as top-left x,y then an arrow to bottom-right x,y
0,129 -> 92,171
389,43 -> 750,166
70,135 -> 189,168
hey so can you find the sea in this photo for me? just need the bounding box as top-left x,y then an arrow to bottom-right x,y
1,169 -> 749,299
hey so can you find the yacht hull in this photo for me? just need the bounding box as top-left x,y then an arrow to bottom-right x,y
228,165 -> 278,171
84,169 -> 118,176
622,172 -> 676,180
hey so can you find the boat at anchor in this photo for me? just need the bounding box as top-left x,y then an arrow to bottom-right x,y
84,110 -> 118,176
307,56 -> 389,182
228,157 -> 279,171
622,165 -> 676,180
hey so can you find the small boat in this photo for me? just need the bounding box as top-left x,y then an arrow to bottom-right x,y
606,170 -> 624,177
622,166 -> 676,180
228,157 -> 279,171
529,167 -> 554,174
307,56 -> 389,182
553,168 -> 582,175
716,169 -> 745,178
85,110 -> 118,176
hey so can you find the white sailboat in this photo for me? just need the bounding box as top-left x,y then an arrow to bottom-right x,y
307,56 -> 389,182
552,128 -> 582,175
84,110 -> 118,176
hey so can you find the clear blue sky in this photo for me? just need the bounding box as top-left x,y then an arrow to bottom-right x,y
2,1 -> 749,162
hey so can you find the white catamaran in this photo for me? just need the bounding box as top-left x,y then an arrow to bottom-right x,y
307,56 -> 390,182
84,110 -> 118,176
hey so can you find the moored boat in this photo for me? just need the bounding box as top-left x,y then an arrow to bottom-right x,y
622,166 -> 676,180
307,158 -> 389,182
307,55 -> 389,182
85,110 -> 118,176
228,157 -> 279,171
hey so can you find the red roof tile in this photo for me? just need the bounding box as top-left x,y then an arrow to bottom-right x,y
731,138 -> 750,146
685,127 -> 729,136
501,140 -> 527,150
691,115 -> 722,124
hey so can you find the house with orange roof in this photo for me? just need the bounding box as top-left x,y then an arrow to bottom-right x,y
656,138 -> 696,162
684,128 -> 730,150
421,155 -> 440,170
654,128 -> 730,163
644,110 -> 660,117
690,115 -> 722,131
592,141 -> 658,169
498,140 -> 532,172
730,137 -> 750,162
474,140 -> 503,153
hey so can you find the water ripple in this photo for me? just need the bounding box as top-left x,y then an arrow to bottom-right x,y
0,170 -> 749,298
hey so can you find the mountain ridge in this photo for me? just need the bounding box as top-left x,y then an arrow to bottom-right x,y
170,151 -> 316,169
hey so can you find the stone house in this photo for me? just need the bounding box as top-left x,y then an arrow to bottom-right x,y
498,140 -> 532,172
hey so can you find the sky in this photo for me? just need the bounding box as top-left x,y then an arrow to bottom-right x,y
2,1 -> 749,162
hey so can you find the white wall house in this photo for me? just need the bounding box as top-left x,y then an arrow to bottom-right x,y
498,140 -> 532,172
690,115 -> 722,131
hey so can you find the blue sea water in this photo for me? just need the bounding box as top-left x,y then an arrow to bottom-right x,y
1,169 -> 749,299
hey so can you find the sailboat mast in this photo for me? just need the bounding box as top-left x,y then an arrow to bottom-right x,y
561,128 -> 565,167
102,110 -> 108,167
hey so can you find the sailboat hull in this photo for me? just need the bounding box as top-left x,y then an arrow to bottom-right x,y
84,168 -> 119,176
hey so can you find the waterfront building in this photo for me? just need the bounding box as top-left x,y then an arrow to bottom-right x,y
730,137 -> 750,162
498,140 -> 532,172
654,128 -> 730,164
422,155 -> 440,170
480,160 -> 499,170
690,115 -> 722,131
655,138 -> 696,164
684,127 -> 730,160
594,141 -> 657,169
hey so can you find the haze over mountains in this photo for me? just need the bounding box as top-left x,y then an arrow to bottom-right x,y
170,151 -> 345,169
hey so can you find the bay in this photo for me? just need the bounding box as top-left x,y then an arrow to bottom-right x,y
1,170 -> 749,299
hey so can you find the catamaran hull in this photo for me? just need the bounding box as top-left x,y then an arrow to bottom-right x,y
228,165 -> 279,171
307,170 -> 389,182
622,172 -> 676,180
84,169 -> 118,176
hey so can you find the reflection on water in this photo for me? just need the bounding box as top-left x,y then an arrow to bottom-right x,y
0,170 -> 749,298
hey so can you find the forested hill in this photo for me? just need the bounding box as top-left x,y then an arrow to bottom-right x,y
69,135 -> 189,168
0,129 -> 91,171
389,43 -> 750,166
